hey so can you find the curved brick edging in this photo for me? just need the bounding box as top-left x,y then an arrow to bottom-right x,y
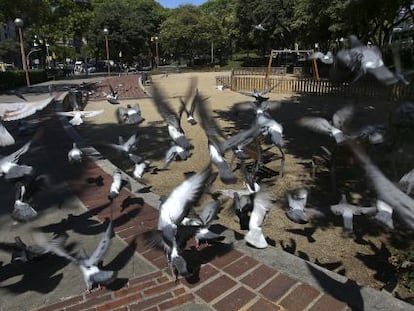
30,87 -> 413,311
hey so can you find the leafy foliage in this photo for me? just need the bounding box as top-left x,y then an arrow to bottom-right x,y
159,5 -> 224,64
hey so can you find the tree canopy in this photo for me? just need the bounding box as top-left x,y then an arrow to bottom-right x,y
0,0 -> 413,66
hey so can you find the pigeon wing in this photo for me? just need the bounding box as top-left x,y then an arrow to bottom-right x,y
151,83 -> 180,129
0,122 -> 15,146
2,140 -> 31,164
347,142 -> 414,229
81,110 -> 104,118
2,97 -> 54,121
199,200 -> 221,225
159,165 -> 212,228
298,117 -> 334,135
86,220 -> 113,266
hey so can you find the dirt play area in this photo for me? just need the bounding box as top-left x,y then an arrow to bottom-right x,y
75,71 -> 414,303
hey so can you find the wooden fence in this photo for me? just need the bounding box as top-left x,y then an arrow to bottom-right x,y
215,75 -> 414,99
232,67 -> 287,76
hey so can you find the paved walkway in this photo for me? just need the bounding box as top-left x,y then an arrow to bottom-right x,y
1,75 -> 413,311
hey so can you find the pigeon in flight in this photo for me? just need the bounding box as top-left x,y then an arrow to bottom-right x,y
255,106 -> 285,176
298,104 -> 354,144
153,165 -> 213,278
0,234 -> 67,264
399,168 -> 414,195
346,142 -> 414,230
244,190 -> 272,249
116,104 -> 145,125
196,92 -> 243,184
68,142 -> 83,163
0,140 -> 34,181
151,83 -> 192,150
375,200 -> 394,230
332,35 -> 398,85
163,143 -> 191,169
35,221 -> 117,291
12,181 -> 38,221
0,96 -> 54,146
181,199 -> 224,248
104,82 -> 120,105
307,51 -> 334,64
330,194 -> 376,232
179,77 -> 199,125
238,85 -> 277,104
129,153 -> 150,181
108,168 -> 130,200
56,109 -> 104,126
101,133 -> 140,155
286,188 -> 309,224
251,12 -> 272,31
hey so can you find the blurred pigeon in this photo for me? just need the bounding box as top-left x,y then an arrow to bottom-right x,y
151,83 -> 192,150
347,142 -> 414,230
330,194 -> 376,232
256,107 -> 285,176
0,96 -> 54,146
68,142 -> 83,163
286,188 -> 309,224
67,90 -> 81,110
155,165 -> 213,278
244,190 -> 272,249
35,221 -> 117,291
0,234 -> 68,264
193,200 -> 224,248
116,104 -> 144,124
179,77 -> 199,125
252,12 -> 272,31
164,144 -> 191,168
12,181 -> 38,221
196,91 -> 238,184
104,82 -> 120,104
351,124 -> 387,145
307,51 -> 334,64
108,169 -> 130,200
298,104 -> 354,144
238,85 -> 277,103
129,153 -> 150,181
57,109 -> 104,126
102,133 -> 140,155
333,35 -> 398,85
375,200 -> 394,230
399,168 -> 414,195
0,140 -> 34,180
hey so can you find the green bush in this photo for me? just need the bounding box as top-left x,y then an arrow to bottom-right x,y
0,70 -> 48,90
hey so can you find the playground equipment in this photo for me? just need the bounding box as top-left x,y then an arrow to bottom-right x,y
266,49 -> 319,80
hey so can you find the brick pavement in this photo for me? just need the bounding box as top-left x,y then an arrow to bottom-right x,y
30,84 -> 353,311
89,75 -> 149,101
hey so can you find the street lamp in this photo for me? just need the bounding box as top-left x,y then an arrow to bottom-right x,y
103,27 -> 110,76
151,36 -> 159,68
14,17 -> 30,86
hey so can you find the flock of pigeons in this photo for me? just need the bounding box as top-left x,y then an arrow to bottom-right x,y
0,34 -> 413,293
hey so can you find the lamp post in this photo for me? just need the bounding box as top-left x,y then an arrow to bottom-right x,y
152,36 -> 159,68
14,18 -> 30,86
103,27 -> 110,76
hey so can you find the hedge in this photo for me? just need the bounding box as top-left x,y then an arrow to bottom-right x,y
0,70 -> 48,90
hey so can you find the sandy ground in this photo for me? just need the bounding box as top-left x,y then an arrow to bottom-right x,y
77,71 -> 414,297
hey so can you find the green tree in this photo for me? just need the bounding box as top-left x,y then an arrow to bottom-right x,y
200,0 -> 238,61
87,0 -> 165,64
236,0 -> 297,55
159,5 -> 225,65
